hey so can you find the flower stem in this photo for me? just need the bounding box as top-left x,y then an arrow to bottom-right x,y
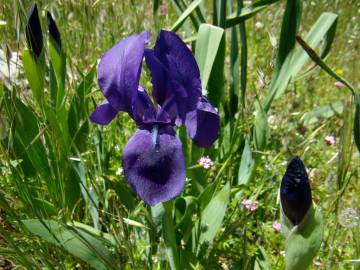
162,200 -> 180,270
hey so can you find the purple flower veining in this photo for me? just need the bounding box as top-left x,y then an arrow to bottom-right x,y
90,30 -> 220,205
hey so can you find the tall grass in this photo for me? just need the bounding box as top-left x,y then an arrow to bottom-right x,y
0,0 -> 359,269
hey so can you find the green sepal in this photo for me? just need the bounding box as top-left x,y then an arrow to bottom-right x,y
281,204 -> 324,270
48,40 -> 66,109
22,48 -> 45,105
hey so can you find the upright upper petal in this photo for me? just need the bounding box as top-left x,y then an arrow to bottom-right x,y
185,98 -> 220,148
131,86 -> 156,126
122,128 -> 186,205
150,30 -> 202,119
98,31 -> 150,113
144,49 -> 172,106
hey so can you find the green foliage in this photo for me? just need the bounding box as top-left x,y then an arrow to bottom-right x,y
0,0 -> 359,269
195,23 -> 225,107
22,219 -> 117,270
281,206 -> 324,270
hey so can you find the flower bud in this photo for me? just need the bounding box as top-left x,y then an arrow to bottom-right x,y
46,11 -> 61,50
25,3 -> 43,58
280,157 -> 312,225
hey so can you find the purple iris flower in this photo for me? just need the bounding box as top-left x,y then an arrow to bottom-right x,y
280,157 -> 312,225
90,30 -> 220,205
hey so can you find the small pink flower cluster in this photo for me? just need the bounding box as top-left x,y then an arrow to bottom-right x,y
272,222 -> 282,233
242,199 -> 258,212
198,156 -> 214,169
324,135 -> 336,145
334,81 -> 345,88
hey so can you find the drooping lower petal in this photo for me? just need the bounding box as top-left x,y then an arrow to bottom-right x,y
122,128 -> 185,205
90,100 -> 118,125
185,98 -> 220,148
98,31 -> 150,113
280,157 -> 312,225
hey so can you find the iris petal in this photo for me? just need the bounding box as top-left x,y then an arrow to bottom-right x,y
132,86 -> 156,125
90,100 -> 118,125
122,128 -> 186,205
144,49 -> 172,106
149,30 -> 202,120
185,98 -> 220,148
98,31 -> 150,113
280,157 -> 312,225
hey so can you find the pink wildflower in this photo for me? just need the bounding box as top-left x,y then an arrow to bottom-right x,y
242,199 -> 258,212
272,222 -> 282,233
198,156 -> 214,169
324,135 -> 336,145
334,81 -> 345,88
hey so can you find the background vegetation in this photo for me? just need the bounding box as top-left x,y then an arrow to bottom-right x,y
0,0 -> 359,269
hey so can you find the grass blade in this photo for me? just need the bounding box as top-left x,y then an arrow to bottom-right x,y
170,0 -> 202,32
296,35 -> 360,153
225,0 -> 279,28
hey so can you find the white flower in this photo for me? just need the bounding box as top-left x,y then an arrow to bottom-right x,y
116,167 -> 123,176
255,21 -> 264,29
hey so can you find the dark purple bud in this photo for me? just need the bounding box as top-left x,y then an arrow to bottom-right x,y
46,11 -> 61,50
26,3 -> 43,58
122,128 -> 185,205
280,157 -> 312,225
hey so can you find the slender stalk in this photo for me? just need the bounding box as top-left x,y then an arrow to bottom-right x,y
162,200 -> 180,270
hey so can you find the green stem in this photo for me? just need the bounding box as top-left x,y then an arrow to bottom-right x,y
162,200 -> 180,270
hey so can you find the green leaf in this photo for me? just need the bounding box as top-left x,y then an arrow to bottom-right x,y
108,178 -> 137,212
253,100 -> 269,151
337,98 -> 354,188
237,139 -> 255,185
153,0 -> 160,13
354,96 -> 360,152
281,206 -> 324,270
162,201 -> 180,270
48,41 -> 66,109
6,95 -> 51,180
195,24 -> 225,107
229,26 -> 239,109
295,35 -> 359,153
170,0 -> 202,32
300,101 -> 343,126
68,64 -> 96,152
196,182 -> 230,252
225,0 -> 279,28
264,0 -> 303,111
175,196 -> 197,244
239,0 -> 248,109
265,12 -> 338,111
213,0 -> 226,28
22,219 -> 117,270
22,48 -> 44,105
